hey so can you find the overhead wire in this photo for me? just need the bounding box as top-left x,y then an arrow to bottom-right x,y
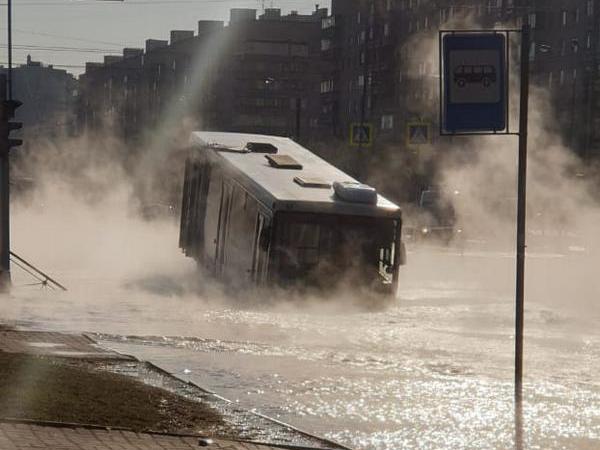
0,27 -> 130,47
0,0 -> 262,6
2,44 -> 121,54
0,61 -> 87,68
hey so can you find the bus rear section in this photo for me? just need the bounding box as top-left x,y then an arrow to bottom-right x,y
269,212 -> 402,295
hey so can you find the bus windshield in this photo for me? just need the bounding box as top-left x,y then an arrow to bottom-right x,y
274,212 -> 399,291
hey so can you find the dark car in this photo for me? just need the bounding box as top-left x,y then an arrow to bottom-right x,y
416,189 -> 463,244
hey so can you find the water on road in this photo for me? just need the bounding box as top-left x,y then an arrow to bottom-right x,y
3,208 -> 599,449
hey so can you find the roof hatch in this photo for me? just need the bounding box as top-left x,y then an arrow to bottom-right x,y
246,142 -> 278,154
265,154 -> 303,170
293,176 -> 331,188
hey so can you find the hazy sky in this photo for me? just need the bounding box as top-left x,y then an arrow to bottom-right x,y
0,0 -> 330,75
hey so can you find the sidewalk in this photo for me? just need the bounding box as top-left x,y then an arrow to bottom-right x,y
0,329 -> 348,450
0,420 -> 287,450
0,329 -> 132,360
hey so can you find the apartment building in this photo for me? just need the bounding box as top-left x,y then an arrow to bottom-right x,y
78,7 -> 327,143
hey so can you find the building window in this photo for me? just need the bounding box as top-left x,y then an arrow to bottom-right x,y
384,23 -> 390,37
440,9 -> 447,23
587,31 -> 592,49
358,75 -> 365,87
576,8 -> 580,23
321,39 -> 331,51
357,11 -> 361,24
562,10 -> 568,27
588,0 -> 594,16
321,16 -> 335,29
381,114 -> 394,130
320,80 -> 334,93
528,13 -> 536,28
386,0 -> 393,11
548,72 -> 553,88
560,70 -> 565,85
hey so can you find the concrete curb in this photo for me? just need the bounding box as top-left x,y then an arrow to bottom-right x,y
87,334 -> 352,450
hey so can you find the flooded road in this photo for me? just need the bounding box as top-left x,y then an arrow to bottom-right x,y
2,211 -> 600,449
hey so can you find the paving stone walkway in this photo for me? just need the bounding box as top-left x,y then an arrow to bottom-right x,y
0,421 -> 284,450
0,330 -> 347,450
0,330 -> 132,360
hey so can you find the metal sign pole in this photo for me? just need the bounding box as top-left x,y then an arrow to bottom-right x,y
439,25 -> 530,406
515,23 -> 530,405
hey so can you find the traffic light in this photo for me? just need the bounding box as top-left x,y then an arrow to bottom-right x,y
0,99 -> 23,154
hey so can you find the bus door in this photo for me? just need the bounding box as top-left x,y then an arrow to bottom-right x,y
188,162 -> 210,258
202,168 -> 221,271
215,181 -> 233,277
179,159 -> 192,252
223,186 -> 259,287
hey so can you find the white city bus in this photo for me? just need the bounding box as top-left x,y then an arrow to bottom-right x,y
179,132 -> 405,296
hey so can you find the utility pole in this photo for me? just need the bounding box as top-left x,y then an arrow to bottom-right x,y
0,74 -> 23,291
7,0 -> 13,99
0,77 -> 10,289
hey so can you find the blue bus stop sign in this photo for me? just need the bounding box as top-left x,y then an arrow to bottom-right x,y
442,33 -> 507,133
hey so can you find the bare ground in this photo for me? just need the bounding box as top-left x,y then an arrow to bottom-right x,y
0,351 -> 225,435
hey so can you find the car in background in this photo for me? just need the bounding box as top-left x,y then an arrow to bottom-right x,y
414,188 -> 464,245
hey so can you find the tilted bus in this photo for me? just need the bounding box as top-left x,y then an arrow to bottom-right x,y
179,132 -> 404,296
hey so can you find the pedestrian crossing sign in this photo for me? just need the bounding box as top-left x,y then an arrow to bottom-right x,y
350,123 -> 373,146
407,122 -> 431,146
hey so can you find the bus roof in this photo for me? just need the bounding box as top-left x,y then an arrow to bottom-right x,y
189,131 -> 401,219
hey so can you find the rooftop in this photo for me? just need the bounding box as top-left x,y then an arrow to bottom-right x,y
190,131 -> 401,218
